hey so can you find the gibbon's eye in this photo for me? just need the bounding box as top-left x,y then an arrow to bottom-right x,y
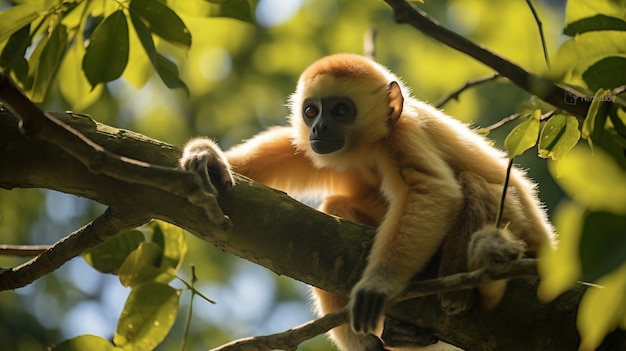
331,102 -> 350,117
304,105 -> 319,119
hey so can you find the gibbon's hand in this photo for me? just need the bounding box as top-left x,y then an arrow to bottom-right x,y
350,284 -> 388,335
180,138 -> 235,196
179,138 -> 234,230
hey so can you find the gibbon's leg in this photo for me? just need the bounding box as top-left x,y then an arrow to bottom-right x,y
313,195 -> 386,351
438,171 -> 526,314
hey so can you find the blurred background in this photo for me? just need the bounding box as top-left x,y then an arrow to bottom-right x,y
0,0 -> 568,350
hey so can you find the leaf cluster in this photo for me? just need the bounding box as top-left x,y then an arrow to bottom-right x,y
0,0 -> 257,105
533,1 -> 626,349
53,221 -> 196,351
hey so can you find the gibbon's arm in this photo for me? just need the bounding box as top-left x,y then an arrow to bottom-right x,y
350,125 -> 464,334
224,126 -> 359,197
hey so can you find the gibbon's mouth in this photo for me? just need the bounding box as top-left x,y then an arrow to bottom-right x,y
310,139 -> 344,154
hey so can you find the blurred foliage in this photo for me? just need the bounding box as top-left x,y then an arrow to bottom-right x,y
1,0 -> 626,350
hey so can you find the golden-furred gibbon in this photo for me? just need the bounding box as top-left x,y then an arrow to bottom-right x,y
180,53 -> 555,351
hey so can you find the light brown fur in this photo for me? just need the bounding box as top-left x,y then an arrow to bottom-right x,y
180,54 -> 555,351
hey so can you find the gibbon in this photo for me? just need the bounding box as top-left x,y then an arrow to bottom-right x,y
180,54 -> 555,351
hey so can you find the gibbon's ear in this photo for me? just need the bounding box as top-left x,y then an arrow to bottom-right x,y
387,81 -> 404,125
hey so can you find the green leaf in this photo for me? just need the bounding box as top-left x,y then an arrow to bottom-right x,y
537,202 -> 584,302
0,4 -> 40,43
129,12 -> 189,93
151,222 -> 187,271
549,31 -> 626,86
83,10 -> 129,87
504,112 -> 540,158
0,24 -> 31,82
118,242 -> 168,287
581,89 -> 610,146
564,0 -> 626,36
578,264 -> 626,351
154,53 -> 189,94
565,14 -> 626,36
129,0 -> 191,47
31,23 -> 68,102
51,335 -> 118,351
582,56 -> 626,91
170,0 -> 257,23
83,230 -> 145,274
579,211 -> 626,283
538,114 -> 580,160
59,42 -> 105,110
114,282 -> 179,350
550,147 -> 626,214
205,0 -> 257,23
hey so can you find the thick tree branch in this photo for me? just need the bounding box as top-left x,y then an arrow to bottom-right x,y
383,0 -> 595,118
0,73 -> 230,230
2,110 -> 625,349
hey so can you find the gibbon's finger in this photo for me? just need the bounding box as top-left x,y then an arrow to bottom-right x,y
352,289 -> 386,334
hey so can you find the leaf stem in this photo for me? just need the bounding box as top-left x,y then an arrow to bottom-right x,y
176,270 -> 216,304
495,158 -> 514,228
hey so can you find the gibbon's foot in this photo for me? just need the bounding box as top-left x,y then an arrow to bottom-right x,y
438,288 -> 477,316
468,225 -> 526,269
381,318 -> 439,348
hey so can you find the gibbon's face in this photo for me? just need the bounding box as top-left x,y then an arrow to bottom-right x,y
301,96 -> 357,154
289,54 -> 404,164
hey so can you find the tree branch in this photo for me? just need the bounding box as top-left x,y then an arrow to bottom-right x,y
399,258 -> 537,301
383,0 -> 594,118
0,245 -> 50,257
0,207 -> 149,290
0,73 -> 231,230
210,259 -> 538,351
211,308 -> 348,351
2,110 -> 625,349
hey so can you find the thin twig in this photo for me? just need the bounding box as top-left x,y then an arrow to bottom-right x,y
181,265 -> 198,351
0,73 -> 231,231
495,158 -> 514,228
525,0 -> 550,69
434,73 -> 501,108
479,110 -> 555,133
0,244 -> 50,257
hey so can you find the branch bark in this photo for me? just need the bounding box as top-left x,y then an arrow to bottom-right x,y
2,109 -> 625,350
0,73 -> 231,230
